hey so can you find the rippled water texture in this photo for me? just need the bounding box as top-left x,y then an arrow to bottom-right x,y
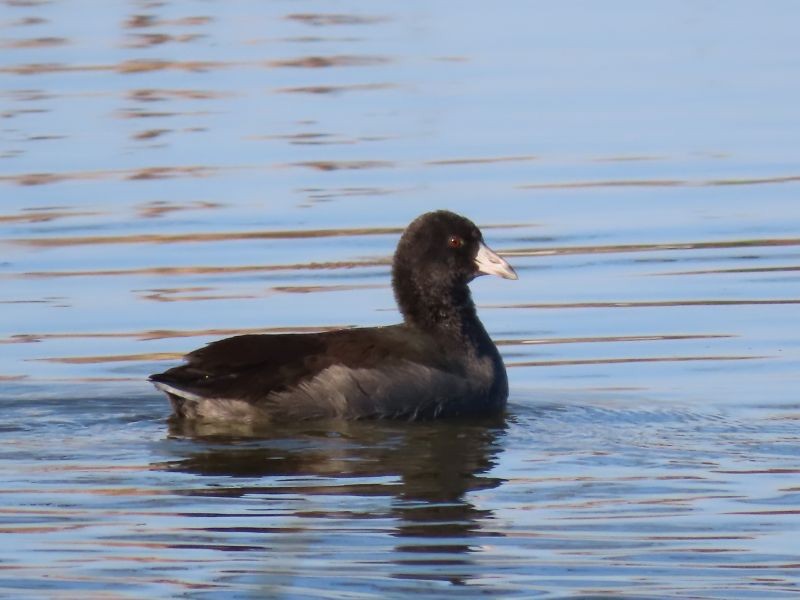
1,1 -> 799,598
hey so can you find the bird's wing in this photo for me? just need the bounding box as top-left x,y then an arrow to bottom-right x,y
149,327 -> 447,404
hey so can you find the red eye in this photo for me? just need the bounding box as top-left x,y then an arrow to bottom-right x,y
448,235 -> 464,249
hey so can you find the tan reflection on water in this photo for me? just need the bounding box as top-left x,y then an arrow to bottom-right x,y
127,88 -> 233,102
131,129 -> 170,140
503,237 -> 800,258
1,160 -> 409,186
135,200 -> 222,219
0,208 -> 101,223
36,352 -> 183,365
270,284 -> 384,294
123,15 -> 214,29
1,36 -> 67,49
426,155 -> 538,166
124,33 -> 206,49
496,334 -> 733,346
11,226 -> 402,248
139,283 -> 382,302
140,287 -> 259,303
298,187 -> 398,201
267,55 -> 390,68
2,326 -> 344,345
251,133 -> 392,146
509,355 -> 766,368
276,83 -> 397,95
284,13 -> 389,27
520,174 -> 800,189
1,165 -> 226,186
494,299 -> 800,309
0,59 -> 231,76
16,259 -> 389,279
291,160 -> 394,171
658,265 -> 800,276
7,16 -> 48,27
1,50 -> 389,79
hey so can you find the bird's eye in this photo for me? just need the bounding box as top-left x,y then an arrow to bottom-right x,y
448,235 -> 464,249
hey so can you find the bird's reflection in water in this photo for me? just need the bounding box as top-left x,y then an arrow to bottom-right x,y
159,416 -> 507,585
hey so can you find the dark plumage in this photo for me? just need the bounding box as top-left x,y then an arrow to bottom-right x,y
150,210 -> 517,422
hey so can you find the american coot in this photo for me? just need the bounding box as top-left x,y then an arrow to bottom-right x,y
150,210 -> 517,422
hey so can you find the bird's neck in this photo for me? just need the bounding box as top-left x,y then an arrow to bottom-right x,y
394,275 -> 482,340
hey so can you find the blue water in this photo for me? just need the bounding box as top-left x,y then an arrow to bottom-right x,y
1,1 -> 799,597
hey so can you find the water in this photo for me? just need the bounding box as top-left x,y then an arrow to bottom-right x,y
1,1 -> 799,597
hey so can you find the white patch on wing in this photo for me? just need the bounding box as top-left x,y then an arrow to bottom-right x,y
154,381 -> 262,422
193,398 -> 262,421
152,381 -> 205,403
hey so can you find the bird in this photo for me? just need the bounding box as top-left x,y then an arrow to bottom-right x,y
150,210 -> 518,423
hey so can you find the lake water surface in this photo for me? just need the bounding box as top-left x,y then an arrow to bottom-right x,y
1,1 -> 799,598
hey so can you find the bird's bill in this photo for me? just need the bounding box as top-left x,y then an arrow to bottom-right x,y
474,241 -> 518,280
